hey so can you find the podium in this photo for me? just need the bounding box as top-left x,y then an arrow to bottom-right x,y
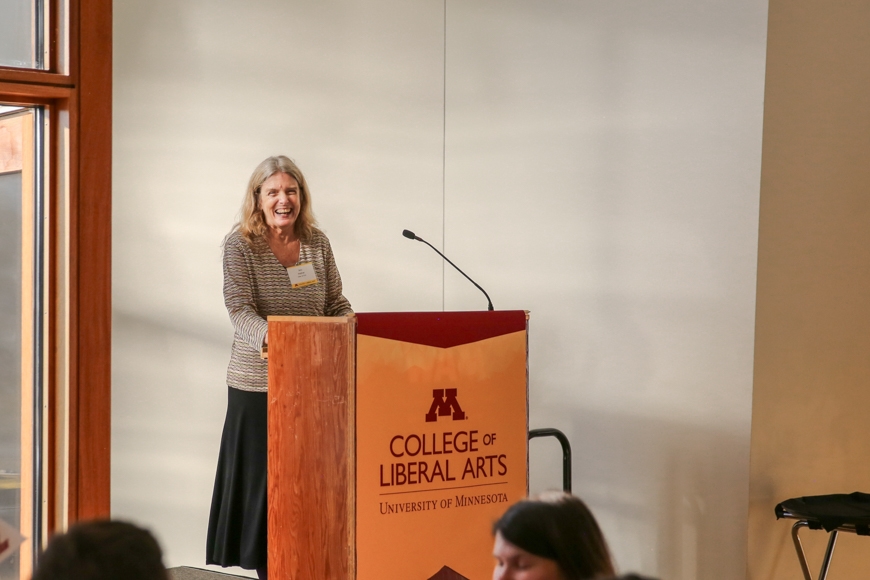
267,311 -> 529,580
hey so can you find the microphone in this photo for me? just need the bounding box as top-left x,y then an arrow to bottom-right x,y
402,229 -> 494,311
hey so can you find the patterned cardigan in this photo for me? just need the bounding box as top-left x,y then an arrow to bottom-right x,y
223,229 -> 353,392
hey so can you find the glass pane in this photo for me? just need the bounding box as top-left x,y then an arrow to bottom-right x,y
0,107 -> 35,580
0,171 -> 22,580
0,0 -> 41,69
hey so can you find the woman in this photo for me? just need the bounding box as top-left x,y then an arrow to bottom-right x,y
492,492 -> 616,580
206,156 -> 353,580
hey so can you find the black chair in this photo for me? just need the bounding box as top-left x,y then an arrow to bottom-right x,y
528,428 -> 572,492
775,492 -> 870,580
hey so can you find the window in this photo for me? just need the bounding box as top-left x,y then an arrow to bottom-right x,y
0,0 -> 42,69
0,0 -> 111,577
0,106 -> 39,580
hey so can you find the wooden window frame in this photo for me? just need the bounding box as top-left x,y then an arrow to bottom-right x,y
0,0 -> 112,541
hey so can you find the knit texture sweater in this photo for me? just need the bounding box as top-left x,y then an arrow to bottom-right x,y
223,229 -> 353,392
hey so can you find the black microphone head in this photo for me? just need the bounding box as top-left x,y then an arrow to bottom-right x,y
402,229 -> 416,240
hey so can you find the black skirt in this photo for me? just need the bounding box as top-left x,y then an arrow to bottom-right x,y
206,387 -> 267,570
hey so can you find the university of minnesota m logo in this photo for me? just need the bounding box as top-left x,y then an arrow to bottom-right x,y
425,388 -> 466,422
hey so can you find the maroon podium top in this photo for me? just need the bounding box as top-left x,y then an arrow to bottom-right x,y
356,311 -> 526,349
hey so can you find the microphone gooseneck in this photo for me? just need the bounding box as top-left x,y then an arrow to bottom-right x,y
401,229 -> 494,311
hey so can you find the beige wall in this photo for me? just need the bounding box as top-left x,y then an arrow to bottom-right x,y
112,1 -> 769,578
748,1 -> 870,578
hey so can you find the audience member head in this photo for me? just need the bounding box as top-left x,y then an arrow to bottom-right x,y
32,520 -> 167,580
492,491 -> 615,580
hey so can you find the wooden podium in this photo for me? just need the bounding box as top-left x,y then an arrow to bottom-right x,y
267,311 -> 529,580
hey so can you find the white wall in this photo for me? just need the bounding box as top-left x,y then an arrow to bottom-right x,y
112,1 -> 768,578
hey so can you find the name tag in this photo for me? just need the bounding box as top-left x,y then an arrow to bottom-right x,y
287,262 -> 318,288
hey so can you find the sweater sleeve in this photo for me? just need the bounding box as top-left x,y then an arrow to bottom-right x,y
223,235 -> 269,349
321,235 -> 353,317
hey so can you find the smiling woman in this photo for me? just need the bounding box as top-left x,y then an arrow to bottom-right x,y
206,155 -> 353,580
234,156 -> 317,245
260,172 -> 302,270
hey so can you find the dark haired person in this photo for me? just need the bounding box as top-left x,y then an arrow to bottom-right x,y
206,156 -> 353,580
32,520 -> 167,580
492,492 -> 616,580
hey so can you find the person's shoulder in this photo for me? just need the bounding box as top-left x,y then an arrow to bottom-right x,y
224,230 -> 246,247
308,227 -> 331,246
225,230 -> 265,253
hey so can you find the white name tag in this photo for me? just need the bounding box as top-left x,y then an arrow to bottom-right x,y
287,262 -> 318,288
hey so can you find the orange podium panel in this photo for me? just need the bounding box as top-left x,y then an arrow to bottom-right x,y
268,311 -> 529,580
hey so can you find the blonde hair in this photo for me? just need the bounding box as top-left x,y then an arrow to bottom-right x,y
233,155 -> 318,242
